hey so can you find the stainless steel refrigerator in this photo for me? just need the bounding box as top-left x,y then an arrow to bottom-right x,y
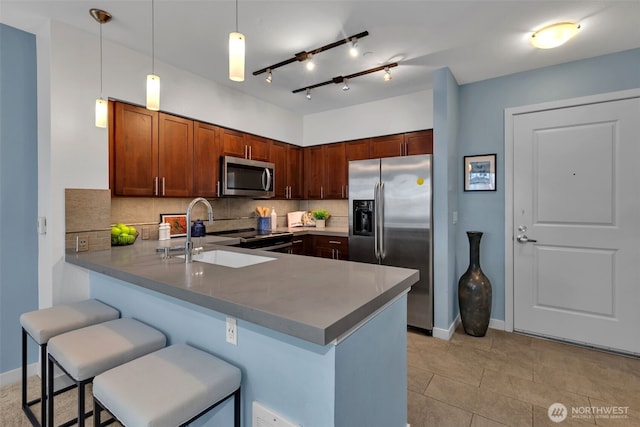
348,155 -> 433,331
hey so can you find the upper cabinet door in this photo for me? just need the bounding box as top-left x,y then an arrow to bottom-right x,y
194,122 -> 221,198
346,138 -> 371,162
287,145 -> 303,199
246,134 -> 270,161
113,102 -> 158,196
158,113 -> 194,197
221,128 -> 247,158
270,140 -> 288,198
324,142 -> 346,199
304,145 -> 325,199
369,134 -> 405,158
405,130 -> 433,155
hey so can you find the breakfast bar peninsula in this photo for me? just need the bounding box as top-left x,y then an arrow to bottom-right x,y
66,237 -> 418,427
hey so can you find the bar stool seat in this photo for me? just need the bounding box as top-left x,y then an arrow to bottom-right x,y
19,299 -> 120,427
93,344 -> 241,427
47,318 -> 166,427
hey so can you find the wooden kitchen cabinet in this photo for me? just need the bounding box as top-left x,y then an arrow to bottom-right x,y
193,121 -> 221,198
368,130 -> 433,159
405,130 -> 433,155
312,236 -> 349,260
304,145 -> 325,199
221,128 -> 269,161
113,102 -> 158,196
112,102 -> 194,197
158,113 -> 194,197
289,234 -> 310,255
304,143 -> 347,199
346,138 -> 371,162
271,141 -> 303,199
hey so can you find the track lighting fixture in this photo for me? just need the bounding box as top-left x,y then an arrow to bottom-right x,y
229,0 -> 245,81
349,37 -> 359,57
265,69 -> 272,83
90,8 -> 111,128
146,0 -> 160,111
252,31 -> 369,77
292,63 -> 398,96
305,53 -> 315,71
383,66 -> 392,81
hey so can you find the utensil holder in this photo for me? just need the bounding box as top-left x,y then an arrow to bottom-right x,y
257,217 -> 271,232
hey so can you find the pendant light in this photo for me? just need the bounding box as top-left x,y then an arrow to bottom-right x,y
229,0 -> 245,81
91,8 -> 111,128
146,0 -> 160,110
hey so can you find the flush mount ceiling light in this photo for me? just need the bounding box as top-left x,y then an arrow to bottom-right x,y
252,30 -> 369,78
90,8 -> 111,128
146,0 -> 160,111
293,62 -> 398,97
530,22 -> 581,49
229,0 -> 245,81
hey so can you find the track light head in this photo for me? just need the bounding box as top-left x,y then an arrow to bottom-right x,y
349,37 -> 359,57
265,69 -> 272,83
383,67 -> 392,81
342,78 -> 350,91
306,53 -> 315,71
306,88 -> 312,100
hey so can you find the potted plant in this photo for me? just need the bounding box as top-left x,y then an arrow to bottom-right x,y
311,209 -> 330,229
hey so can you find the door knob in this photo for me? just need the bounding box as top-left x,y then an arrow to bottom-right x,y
516,234 -> 537,243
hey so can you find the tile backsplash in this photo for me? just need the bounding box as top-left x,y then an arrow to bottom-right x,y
65,189 -> 349,251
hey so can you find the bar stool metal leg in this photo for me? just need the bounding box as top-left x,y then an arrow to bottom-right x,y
22,328 -> 48,427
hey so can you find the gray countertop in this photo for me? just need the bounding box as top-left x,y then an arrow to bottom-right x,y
66,234 -> 417,346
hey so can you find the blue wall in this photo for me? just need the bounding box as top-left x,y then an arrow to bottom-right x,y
0,24 -> 39,373
454,48 -> 640,322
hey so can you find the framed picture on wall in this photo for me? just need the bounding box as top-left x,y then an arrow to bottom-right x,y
160,213 -> 187,237
464,154 -> 496,191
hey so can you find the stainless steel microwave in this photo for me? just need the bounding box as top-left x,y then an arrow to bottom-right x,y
221,156 -> 274,198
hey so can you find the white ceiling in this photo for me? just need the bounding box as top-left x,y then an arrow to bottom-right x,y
2,1 -> 639,115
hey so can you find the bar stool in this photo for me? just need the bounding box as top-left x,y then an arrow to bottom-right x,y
20,299 -> 120,427
93,344 -> 241,427
46,318 -> 166,427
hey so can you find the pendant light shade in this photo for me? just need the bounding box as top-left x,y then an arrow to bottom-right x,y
146,0 -> 160,110
146,74 -> 160,110
91,8 -> 111,128
229,31 -> 245,81
95,98 -> 108,128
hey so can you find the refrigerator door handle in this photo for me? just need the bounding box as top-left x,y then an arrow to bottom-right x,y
374,182 -> 381,260
380,181 -> 386,259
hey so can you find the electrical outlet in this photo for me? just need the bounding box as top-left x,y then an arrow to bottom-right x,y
76,235 -> 89,252
226,317 -> 237,345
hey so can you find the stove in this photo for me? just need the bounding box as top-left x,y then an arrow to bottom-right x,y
208,228 -> 293,252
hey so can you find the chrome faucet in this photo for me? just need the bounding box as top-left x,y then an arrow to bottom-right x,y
185,197 -> 214,263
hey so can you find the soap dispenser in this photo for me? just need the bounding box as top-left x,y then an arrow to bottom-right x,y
270,207 -> 277,231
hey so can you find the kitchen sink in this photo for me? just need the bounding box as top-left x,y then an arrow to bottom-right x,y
179,250 -> 275,268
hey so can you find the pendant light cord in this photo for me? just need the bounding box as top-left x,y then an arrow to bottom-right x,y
99,22 -> 103,97
235,0 -> 239,32
151,0 -> 155,74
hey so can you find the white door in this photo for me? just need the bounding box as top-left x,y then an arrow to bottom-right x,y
512,96 -> 640,355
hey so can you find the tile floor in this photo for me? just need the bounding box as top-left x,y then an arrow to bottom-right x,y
407,326 -> 640,427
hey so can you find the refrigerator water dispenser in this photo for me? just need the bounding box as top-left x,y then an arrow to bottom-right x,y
353,200 -> 374,236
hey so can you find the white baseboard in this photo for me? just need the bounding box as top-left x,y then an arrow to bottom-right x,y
432,315 -> 505,341
489,318 -> 506,331
432,314 -> 461,340
0,363 -> 36,387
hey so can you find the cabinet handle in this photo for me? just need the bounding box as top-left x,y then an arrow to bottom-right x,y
154,176 -> 158,196
162,177 -> 166,196
217,181 -> 220,197
249,146 -> 252,159
329,240 -> 341,245
244,145 -> 248,159
321,186 -> 324,199
293,239 -> 303,244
